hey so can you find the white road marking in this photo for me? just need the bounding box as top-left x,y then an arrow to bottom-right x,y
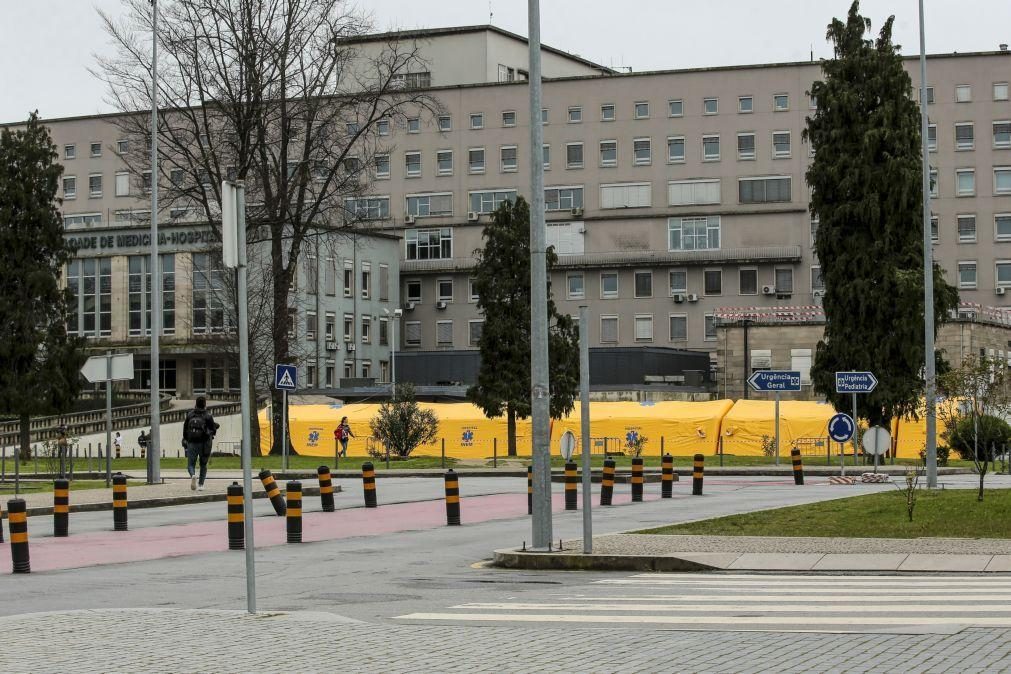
451,602 -> 1011,613
396,612 -> 1011,626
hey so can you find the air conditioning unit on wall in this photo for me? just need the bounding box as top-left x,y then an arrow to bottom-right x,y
686,293 -> 699,303
762,285 -> 776,295
672,293 -> 685,304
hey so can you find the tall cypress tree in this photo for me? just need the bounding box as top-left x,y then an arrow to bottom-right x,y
0,113 -> 86,458
805,2 -> 958,427
468,197 -> 579,456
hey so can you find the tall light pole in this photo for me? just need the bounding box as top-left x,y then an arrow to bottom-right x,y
384,308 -> 401,394
918,0 -> 938,489
148,0 -> 162,485
527,0 -> 552,550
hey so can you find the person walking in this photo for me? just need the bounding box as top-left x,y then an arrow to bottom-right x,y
335,416 -> 355,458
138,429 -> 148,459
113,431 -> 123,459
183,397 -> 220,491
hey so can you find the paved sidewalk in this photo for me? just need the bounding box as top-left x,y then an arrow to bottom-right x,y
2,608 -> 1010,673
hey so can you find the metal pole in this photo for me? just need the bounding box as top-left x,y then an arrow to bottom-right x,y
148,0 -> 161,486
282,389 -> 288,471
579,306 -> 592,554
235,182 -> 257,614
527,0 -> 552,551
852,392 -> 860,467
105,351 -> 113,487
774,392 -> 780,466
918,0 -> 938,489
391,316 -> 397,394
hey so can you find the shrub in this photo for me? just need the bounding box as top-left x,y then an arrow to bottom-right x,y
945,415 -> 1011,462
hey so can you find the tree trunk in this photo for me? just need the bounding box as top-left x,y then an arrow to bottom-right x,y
269,238 -> 292,456
978,469 -> 985,502
18,413 -> 30,461
507,404 -> 517,457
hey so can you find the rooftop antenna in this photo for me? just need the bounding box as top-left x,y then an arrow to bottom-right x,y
489,1 -> 493,24
810,44 -> 814,61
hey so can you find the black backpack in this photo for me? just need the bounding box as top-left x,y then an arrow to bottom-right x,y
185,411 -> 210,443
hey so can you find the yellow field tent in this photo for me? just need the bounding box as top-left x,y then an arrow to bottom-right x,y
720,400 -> 837,456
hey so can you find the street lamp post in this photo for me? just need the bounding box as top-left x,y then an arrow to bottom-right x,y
383,308 -> 402,394
148,0 -> 161,485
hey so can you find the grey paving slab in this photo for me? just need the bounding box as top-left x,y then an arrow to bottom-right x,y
811,553 -> 908,571
728,552 -> 825,570
985,555 -> 1011,572
898,554 -> 994,572
659,552 -> 741,568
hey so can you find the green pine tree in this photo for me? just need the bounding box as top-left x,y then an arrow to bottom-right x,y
0,113 -> 87,458
468,197 -> 579,456
805,2 -> 958,427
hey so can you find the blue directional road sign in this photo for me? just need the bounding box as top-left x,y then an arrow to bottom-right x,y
274,364 -> 298,391
747,370 -> 802,392
828,413 -> 855,443
835,371 -> 878,394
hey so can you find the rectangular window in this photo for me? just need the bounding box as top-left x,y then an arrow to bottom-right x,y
931,215 -> 939,242
958,214 -> 977,242
470,113 -> 484,129
996,214 -> 1011,242
773,131 -> 791,158
737,133 -> 756,160
600,316 -> 619,343
996,168 -> 1011,195
405,152 -> 421,177
437,150 -> 453,175
325,361 -> 335,387
667,136 -> 685,163
127,254 -> 176,337
407,117 -> 420,133
379,317 -> 389,347
773,94 -> 789,110
669,270 -> 687,296
90,142 -> 102,158
544,186 -> 583,211
668,179 -> 720,206
405,321 -> 422,346
995,83 -> 1010,101
500,145 -> 518,172
406,193 -> 453,217
361,262 -> 371,299
703,269 -> 722,296
542,144 -> 550,170
955,122 -> 975,151
633,138 -> 651,165
792,349 -> 812,385
956,168 -> 975,196
811,265 -> 825,292
568,107 -> 582,123
599,140 -> 617,167
502,111 -> 516,127
374,154 -> 390,178
324,257 -> 336,296
634,315 -> 653,342
668,216 -> 721,251
634,270 -> 653,298
930,168 -> 939,197
738,96 -> 753,113
65,258 -> 112,337
468,147 -> 485,174
703,98 -> 718,115
668,99 -> 683,117
739,176 -> 792,203
468,278 -> 479,303
540,108 -> 548,124
305,253 -> 318,295
437,115 -> 452,132
63,176 -> 76,199
599,182 -> 651,209
64,144 -> 76,160
600,272 -> 619,299
958,261 -> 977,289
919,86 -> 935,104
64,213 -> 103,229
345,196 -> 391,220
702,134 -> 720,161
361,316 -> 371,344
469,189 -> 517,214
325,313 -> 336,341
601,104 -> 615,121
566,143 -> 584,169
437,278 -> 453,303
739,268 -> 758,295
379,264 -> 390,302
567,273 -> 584,300
704,315 -> 717,341
343,260 -> 354,298
406,280 -> 422,303
405,228 -> 453,260
998,262 -> 1011,288
115,172 -> 130,197
436,320 -> 453,346
468,320 -> 484,347
994,121 -> 1011,149
377,119 -> 390,136
775,268 -> 794,294
955,84 -> 972,102
343,313 -> 354,342
928,123 -> 937,151
191,253 -> 229,334
88,174 -> 102,198
634,101 -> 650,119
669,314 -> 687,341
306,311 -> 317,341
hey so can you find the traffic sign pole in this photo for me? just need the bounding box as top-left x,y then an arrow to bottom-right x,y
105,351 -> 112,487
282,390 -> 288,472
774,392 -> 781,466
852,392 -> 859,467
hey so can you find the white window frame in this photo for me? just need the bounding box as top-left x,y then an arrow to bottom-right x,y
601,104 -> 615,121
63,176 -> 77,199
958,260 -> 978,289
956,168 -> 976,196
469,189 -> 517,214
405,151 -> 422,178
930,168 -> 939,197
955,84 -> 972,103
404,321 -> 422,346
668,313 -> 688,342
668,216 -> 721,252
634,101 -> 650,119
634,314 -> 654,343
996,167 -> 1011,195
668,99 -> 683,118
702,134 -> 720,161
566,272 -> 585,300
955,122 -> 975,151
502,110 -> 516,127
566,142 -> 585,169
995,83 -> 1010,101
407,117 -> 421,133
437,115 -> 452,132
667,136 -> 685,163
737,132 -> 756,161
632,137 -> 651,166
544,185 -> 583,212
811,265 -> 825,293
598,140 -> 617,168
436,149 -> 453,176
375,153 -> 390,179
64,144 -> 76,160
773,93 -> 790,111
115,172 -> 130,197
957,214 -> 977,243
998,261 -> 1011,289
928,123 -> 937,152
633,270 -> 653,299
994,121 -> 1011,149
88,173 -> 103,198
600,272 -> 619,299
669,269 -> 687,296
89,142 -> 102,158
468,147 -> 486,174
772,130 -> 791,158
567,106 -> 582,123
600,182 -> 651,209
703,97 -> 718,115
406,192 -> 453,218
500,145 -> 518,173
668,179 -> 720,206
775,267 -> 795,294
738,96 -> 753,113
996,213 -> 1011,242
468,278 -> 479,303
739,267 -> 758,296
542,144 -> 550,170
703,268 -> 722,296
738,175 -> 792,204
704,314 -> 717,342
436,278 -> 454,303
469,113 -> 484,130
599,315 -> 619,344
405,279 -> 422,303
467,320 -> 484,347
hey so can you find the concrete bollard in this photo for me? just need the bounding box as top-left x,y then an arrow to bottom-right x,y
564,462 -> 578,510
258,469 -> 286,516
227,482 -> 244,550
317,466 -> 335,512
661,454 -> 674,498
362,462 -> 377,508
286,481 -> 302,543
631,457 -> 644,502
112,473 -> 128,531
692,454 -> 705,496
527,465 -> 533,515
7,499 -> 29,573
444,469 -> 461,526
600,458 -> 615,506
791,447 -> 805,486
53,479 -> 70,537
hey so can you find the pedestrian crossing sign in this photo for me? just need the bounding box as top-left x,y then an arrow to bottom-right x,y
275,364 -> 298,391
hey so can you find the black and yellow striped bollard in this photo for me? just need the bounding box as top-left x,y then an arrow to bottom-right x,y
8,499 -> 29,573
600,458 -> 615,506
444,469 -> 461,526
527,465 -> 533,515
791,447 -> 805,486
258,469 -> 286,516
227,482 -> 244,550
564,462 -> 578,510
54,479 -> 70,537
286,481 -> 302,543
362,462 -> 377,508
692,453 -> 705,496
112,473 -> 128,531
661,454 -> 674,499
631,457 -> 644,502
318,466 -> 335,512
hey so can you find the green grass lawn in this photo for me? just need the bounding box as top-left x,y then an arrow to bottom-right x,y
638,489 -> 1011,539
0,480 -> 144,496
536,455 -> 976,469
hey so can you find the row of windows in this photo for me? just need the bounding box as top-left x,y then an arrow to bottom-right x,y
957,261 -> 1011,290
935,121 -> 1011,152
303,359 -> 389,388
62,171 -> 151,200
299,255 -> 390,302
928,166 -> 1011,198
920,83 -> 1010,105
299,311 -> 391,346
62,139 -> 130,161
562,266 -> 820,300
928,213 -> 1011,244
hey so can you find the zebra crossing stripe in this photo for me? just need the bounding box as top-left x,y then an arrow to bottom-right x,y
396,613 -> 1011,627
451,602 -> 1011,614
555,593 -> 1011,602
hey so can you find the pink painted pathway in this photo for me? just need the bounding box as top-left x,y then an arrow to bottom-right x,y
0,491 -> 668,573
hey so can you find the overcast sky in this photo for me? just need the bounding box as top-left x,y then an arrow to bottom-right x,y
2,0 -> 1008,122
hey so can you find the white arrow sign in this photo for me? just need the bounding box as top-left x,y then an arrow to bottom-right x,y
81,353 -> 135,383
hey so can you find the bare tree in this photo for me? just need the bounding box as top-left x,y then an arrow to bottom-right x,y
94,0 -> 439,452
